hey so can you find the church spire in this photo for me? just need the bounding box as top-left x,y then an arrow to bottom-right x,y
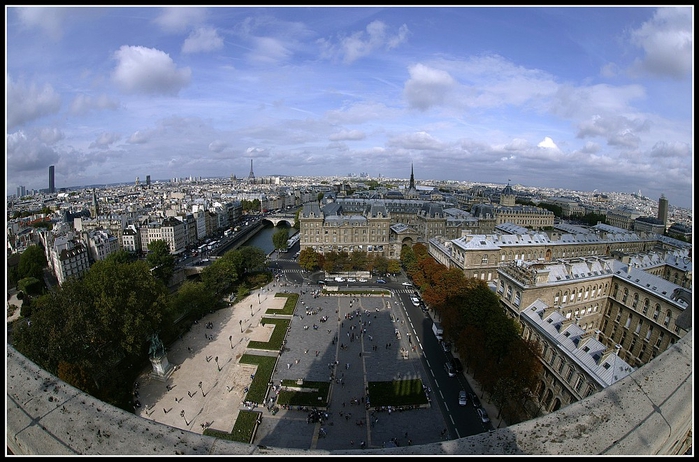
409,163 -> 415,190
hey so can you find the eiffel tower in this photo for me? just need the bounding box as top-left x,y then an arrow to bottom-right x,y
248,159 -> 255,184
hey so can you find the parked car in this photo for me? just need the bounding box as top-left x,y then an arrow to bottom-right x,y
451,357 -> 463,373
347,278 -> 356,282
410,296 -> 421,306
334,277 -> 346,282
317,280 -> 326,285
401,282 -> 413,287
440,340 -> 451,352
477,407 -> 490,424
458,390 -> 468,406
469,392 -> 481,409
444,362 -> 456,377
376,279 -> 386,284
358,278 -> 368,283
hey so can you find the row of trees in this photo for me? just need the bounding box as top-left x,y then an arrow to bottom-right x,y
297,247 -> 401,275
12,242 -> 269,410
401,243 -> 542,424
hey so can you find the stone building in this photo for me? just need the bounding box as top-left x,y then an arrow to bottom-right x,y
496,255 -> 691,416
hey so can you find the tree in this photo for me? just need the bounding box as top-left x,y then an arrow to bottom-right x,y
317,192 -> 324,203
386,259 -> 402,275
272,227 -> 290,252
200,257 -> 237,300
105,249 -> 137,265
13,258 -> 168,397
292,207 -> 301,230
373,255 -> 389,275
146,239 -> 175,285
299,248 -> 323,271
400,244 -> 417,275
168,280 -> 218,323
18,244 -> 47,281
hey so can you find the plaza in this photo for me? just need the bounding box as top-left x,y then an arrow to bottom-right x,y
133,281 -> 449,451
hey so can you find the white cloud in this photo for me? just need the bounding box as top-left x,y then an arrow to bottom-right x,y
154,7 -> 208,33
37,127 -> 65,145
388,131 -> 446,151
128,130 -> 153,144
403,64 -> 457,111
328,130 -> 365,141
319,20 -> 409,64
208,140 -> 228,153
112,46 -> 191,96
537,137 -> 558,149
89,132 -> 121,149
6,130 -> 61,173
182,27 -> 224,54
6,75 -> 62,129
247,37 -> 292,65
16,6 -> 68,40
69,93 -> 120,116
629,7 -> 692,79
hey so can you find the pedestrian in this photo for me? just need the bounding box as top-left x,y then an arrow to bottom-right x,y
287,363 -> 291,369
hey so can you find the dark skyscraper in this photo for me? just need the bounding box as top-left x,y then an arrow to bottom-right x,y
658,194 -> 669,228
48,165 -> 55,193
146,175 -> 151,187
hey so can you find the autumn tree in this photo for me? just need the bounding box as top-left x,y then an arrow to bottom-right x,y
298,248 -> 323,271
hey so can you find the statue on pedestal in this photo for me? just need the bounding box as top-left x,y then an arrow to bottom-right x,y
148,333 -> 174,382
149,333 -> 165,359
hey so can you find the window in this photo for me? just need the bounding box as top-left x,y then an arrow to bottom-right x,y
574,377 -> 584,392
632,294 -> 639,309
514,291 -> 521,307
635,319 -> 643,335
653,305 -> 660,321
645,326 -> 653,341
663,310 -> 671,327
615,310 -> 622,322
481,254 -> 488,264
624,315 -> 631,329
622,288 -> 628,303
655,332 -> 664,348
642,299 -> 649,315
558,360 -> 565,373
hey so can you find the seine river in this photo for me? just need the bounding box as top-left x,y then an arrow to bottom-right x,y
240,221 -> 291,255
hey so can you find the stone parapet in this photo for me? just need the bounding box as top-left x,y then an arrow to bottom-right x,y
6,331 -> 692,455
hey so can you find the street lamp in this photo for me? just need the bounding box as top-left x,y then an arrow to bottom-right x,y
229,335 -> 233,349
180,410 -> 189,425
215,356 -> 221,371
251,304 -> 253,316
240,319 -> 243,333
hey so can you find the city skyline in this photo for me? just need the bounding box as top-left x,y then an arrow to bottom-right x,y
5,6 -> 694,209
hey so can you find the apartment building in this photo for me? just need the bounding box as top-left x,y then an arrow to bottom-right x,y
496,255 -> 691,415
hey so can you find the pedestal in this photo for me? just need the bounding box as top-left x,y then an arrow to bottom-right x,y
149,353 -> 175,382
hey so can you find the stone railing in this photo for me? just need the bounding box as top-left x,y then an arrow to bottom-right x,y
6,331 -> 692,455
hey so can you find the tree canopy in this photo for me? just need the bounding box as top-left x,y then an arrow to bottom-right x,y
12,257 -> 169,401
146,239 -> 175,285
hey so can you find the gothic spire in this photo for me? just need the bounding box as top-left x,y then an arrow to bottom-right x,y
409,163 -> 415,190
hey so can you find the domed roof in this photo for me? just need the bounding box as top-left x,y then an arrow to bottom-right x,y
502,183 -> 514,196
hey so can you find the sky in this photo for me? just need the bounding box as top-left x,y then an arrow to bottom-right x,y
5,6 -> 694,209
